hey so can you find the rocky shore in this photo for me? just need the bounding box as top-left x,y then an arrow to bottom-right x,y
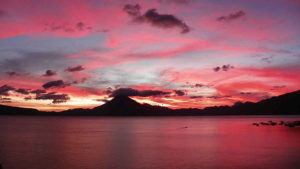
252,120 -> 300,127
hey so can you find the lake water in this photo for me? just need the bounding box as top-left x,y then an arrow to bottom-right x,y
0,115 -> 299,169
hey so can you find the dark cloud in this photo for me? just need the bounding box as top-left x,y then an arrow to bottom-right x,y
207,95 -> 231,99
17,86 -> 70,104
174,90 -> 185,96
213,64 -> 234,72
140,9 -> 190,33
222,64 -> 234,71
272,85 -> 286,89
0,97 -> 11,103
217,10 -> 246,22
207,96 -> 221,99
44,22 -> 92,32
31,89 -> 47,95
195,83 -> 205,88
0,85 -> 15,96
6,71 -> 18,77
76,22 -> 85,31
213,67 -> 221,72
261,56 -> 273,64
24,96 -> 32,101
240,92 -> 252,95
65,65 -> 84,72
190,96 -> 203,99
123,4 -> 141,16
42,80 -> 71,89
5,71 -> 29,77
239,91 -> 272,100
35,92 -> 70,104
76,22 -> 92,31
182,82 -> 207,88
124,4 -> 190,34
45,23 -> 72,32
43,70 -> 56,76
110,88 -> 171,97
15,88 -> 31,95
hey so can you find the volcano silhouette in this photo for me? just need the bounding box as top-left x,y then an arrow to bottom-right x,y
92,95 -> 172,116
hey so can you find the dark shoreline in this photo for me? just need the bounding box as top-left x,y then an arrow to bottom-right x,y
1,113 -> 300,117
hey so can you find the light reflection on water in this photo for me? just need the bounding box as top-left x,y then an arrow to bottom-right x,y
0,115 -> 299,169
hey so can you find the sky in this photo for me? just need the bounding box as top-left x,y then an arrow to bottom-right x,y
0,0 -> 299,111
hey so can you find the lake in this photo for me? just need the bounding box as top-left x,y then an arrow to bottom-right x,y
0,115 -> 299,169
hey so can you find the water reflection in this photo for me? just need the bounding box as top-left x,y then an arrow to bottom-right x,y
0,116 -> 299,169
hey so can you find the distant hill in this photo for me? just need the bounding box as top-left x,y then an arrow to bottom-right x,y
1,90 -> 299,116
177,90 -> 300,115
0,104 -> 41,115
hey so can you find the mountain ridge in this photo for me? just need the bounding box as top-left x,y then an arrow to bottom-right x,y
1,90 -> 299,116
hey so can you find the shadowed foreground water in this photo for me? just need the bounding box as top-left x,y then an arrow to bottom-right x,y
0,115 -> 299,169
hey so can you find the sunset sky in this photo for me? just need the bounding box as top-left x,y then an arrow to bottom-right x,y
0,0 -> 299,111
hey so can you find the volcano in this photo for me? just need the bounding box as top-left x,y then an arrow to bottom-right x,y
92,95 -> 173,116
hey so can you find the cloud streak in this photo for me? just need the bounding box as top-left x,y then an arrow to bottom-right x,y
43,70 -> 56,76
35,92 -> 70,104
65,65 -> 85,72
217,10 -> 246,22
0,97 -> 11,103
110,88 -> 171,97
44,22 -> 92,33
213,65 -> 234,72
174,90 -> 185,96
42,80 -> 71,89
15,88 -> 31,95
6,71 -> 18,77
31,89 -> 47,95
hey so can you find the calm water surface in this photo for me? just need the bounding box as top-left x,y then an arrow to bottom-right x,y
0,115 -> 299,169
